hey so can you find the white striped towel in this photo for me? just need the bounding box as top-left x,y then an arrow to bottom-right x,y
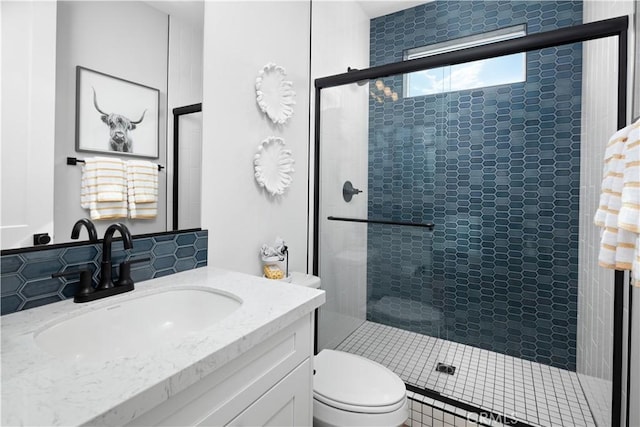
619,121 -> 640,233
80,157 -> 127,220
89,200 -> 128,221
126,160 -> 158,204
129,201 -> 158,219
619,120 -> 640,286
81,157 -> 126,202
595,118 -> 640,287
594,125 -> 629,268
126,160 -> 158,219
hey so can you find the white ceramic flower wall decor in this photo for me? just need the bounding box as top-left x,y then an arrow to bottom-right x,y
254,137 -> 295,196
255,63 -> 296,125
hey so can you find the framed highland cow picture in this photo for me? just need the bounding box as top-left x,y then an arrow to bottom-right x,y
75,66 -> 159,158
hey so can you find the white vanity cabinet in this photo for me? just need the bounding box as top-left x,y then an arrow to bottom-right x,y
2,268 -> 325,427
127,313 -> 314,427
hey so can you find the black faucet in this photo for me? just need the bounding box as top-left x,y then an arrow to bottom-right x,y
98,223 -> 133,290
52,223 -> 150,303
71,218 -> 98,242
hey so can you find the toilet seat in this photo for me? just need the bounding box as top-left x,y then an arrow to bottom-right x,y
313,350 -> 407,414
314,393 -> 407,414
313,397 -> 409,427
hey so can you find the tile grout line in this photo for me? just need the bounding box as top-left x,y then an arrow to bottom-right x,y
337,321 -> 594,426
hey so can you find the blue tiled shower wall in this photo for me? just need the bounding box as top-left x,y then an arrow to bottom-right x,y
366,1 -> 582,370
1,229 -> 207,315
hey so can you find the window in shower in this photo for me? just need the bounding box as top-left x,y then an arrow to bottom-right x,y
404,25 -> 527,97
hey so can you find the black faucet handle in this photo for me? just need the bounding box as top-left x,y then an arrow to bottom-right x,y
116,257 -> 149,288
52,268 -> 94,299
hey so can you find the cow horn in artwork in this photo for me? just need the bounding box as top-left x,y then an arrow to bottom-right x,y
92,87 -> 109,116
130,110 -> 147,125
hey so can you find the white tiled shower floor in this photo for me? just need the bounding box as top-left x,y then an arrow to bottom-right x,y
335,321 -> 596,427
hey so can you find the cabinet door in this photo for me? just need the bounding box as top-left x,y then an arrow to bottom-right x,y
127,315 -> 314,427
224,359 -> 312,427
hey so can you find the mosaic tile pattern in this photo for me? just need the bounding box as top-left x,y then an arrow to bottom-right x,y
338,321 -> 595,427
406,392 -> 502,427
1,230 -> 208,315
367,1 -> 583,370
370,1 -> 583,67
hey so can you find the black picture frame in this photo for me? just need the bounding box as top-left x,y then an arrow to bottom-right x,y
75,66 -> 159,159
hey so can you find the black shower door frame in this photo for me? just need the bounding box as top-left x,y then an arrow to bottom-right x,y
312,16 -> 629,427
172,103 -> 202,231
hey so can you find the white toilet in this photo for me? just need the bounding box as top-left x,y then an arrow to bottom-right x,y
288,273 -> 409,427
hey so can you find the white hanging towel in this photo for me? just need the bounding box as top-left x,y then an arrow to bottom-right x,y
80,157 -> 127,220
128,201 -> 158,219
126,160 -> 158,203
126,160 -> 158,219
595,118 -> 640,287
620,120 -> 640,286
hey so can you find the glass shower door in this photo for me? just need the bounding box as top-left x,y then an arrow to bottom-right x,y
315,22 -> 623,426
316,82 -> 370,351
317,72 -> 449,352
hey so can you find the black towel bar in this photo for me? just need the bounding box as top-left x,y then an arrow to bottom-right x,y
67,156 -> 164,171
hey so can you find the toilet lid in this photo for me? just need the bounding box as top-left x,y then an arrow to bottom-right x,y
313,350 -> 406,413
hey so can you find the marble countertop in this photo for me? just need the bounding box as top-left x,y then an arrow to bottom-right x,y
1,267 -> 325,426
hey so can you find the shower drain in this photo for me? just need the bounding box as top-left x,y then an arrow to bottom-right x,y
435,363 -> 456,375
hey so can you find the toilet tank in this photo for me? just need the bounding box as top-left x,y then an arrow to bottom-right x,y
289,272 -> 321,289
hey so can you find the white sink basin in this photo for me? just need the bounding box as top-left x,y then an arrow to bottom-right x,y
34,287 -> 242,362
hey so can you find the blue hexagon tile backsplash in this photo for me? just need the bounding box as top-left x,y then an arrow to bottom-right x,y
1,230 -> 207,315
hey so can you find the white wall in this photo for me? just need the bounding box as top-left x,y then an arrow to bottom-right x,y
201,1 -> 311,275
631,286 -> 640,427
627,4 -> 640,426
54,1 -> 168,242
629,3 -> 639,427
177,112 -> 203,230
635,0 -> 640,119
166,9 -> 204,230
1,1 -> 57,249
577,31 -> 618,425
311,1 -> 371,350
578,2 -> 636,426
